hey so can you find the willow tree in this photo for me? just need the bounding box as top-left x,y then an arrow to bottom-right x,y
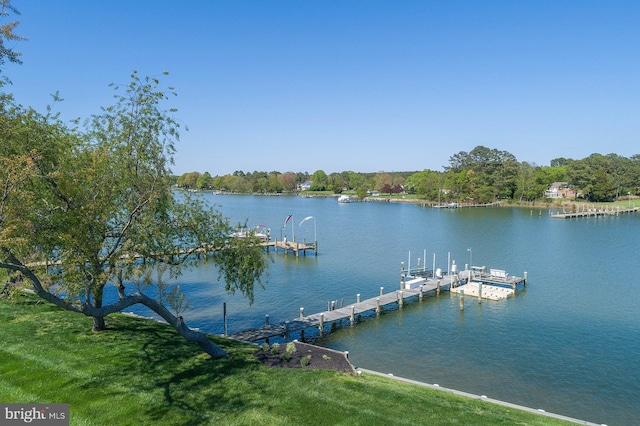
0,72 -> 267,359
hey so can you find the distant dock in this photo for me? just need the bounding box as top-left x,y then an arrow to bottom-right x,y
433,201 -> 502,209
262,240 -> 317,256
551,206 -> 638,219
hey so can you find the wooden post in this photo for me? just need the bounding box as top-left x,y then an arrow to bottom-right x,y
357,293 -> 361,303
400,262 -> 405,290
223,302 -> 227,336
398,291 -> 404,308
296,242 -> 299,257
523,271 -> 528,286
300,307 -> 304,318
319,313 -> 324,336
376,297 -> 381,316
459,289 -> 464,311
419,285 -> 423,301
315,240 -> 318,256
478,282 -> 482,304
380,286 -> 384,296
264,315 -> 270,343
437,280 -> 440,295
350,306 -> 355,325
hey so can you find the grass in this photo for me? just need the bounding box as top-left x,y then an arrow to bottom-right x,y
0,294 -> 574,425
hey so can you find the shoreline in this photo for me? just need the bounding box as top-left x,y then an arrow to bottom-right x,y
182,188 -> 637,211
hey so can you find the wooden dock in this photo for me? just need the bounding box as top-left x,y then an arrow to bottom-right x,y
551,206 -> 638,219
262,240 -> 317,256
228,274 -> 458,342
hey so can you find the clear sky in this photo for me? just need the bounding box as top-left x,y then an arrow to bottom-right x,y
5,1 -> 640,175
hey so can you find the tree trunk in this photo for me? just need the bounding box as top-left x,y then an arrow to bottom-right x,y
91,288 -> 106,331
92,315 -> 106,331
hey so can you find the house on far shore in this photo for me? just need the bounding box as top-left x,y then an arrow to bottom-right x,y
298,181 -> 313,191
544,182 -> 576,199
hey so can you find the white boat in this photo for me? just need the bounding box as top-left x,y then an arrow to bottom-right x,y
230,225 -> 269,242
338,195 -> 352,203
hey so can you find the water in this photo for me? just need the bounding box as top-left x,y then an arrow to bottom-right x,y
122,194 -> 640,425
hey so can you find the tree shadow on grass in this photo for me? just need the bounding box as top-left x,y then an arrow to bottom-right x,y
104,314 -> 266,425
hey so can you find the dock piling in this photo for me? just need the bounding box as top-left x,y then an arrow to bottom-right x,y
300,307 -> 304,318
264,314 -> 269,326
460,289 -> 464,311
357,293 -> 361,303
376,297 -> 381,315
380,286 -> 384,296
319,313 -> 324,336
398,291 -> 404,308
223,302 -> 227,336
350,306 -> 355,325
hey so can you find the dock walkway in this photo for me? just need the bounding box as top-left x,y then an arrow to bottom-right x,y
551,207 -> 637,219
228,275 -> 458,342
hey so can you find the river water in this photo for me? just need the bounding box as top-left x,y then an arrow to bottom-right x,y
125,193 -> 640,425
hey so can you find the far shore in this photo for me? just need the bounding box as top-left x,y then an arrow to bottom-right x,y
183,188 -> 639,210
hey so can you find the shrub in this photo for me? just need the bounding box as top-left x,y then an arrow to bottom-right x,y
261,342 -> 270,352
282,352 -> 292,362
300,355 -> 311,366
270,343 -> 280,355
322,354 -> 331,361
285,342 -> 297,354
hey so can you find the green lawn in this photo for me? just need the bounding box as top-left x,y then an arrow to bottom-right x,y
0,294 -> 573,425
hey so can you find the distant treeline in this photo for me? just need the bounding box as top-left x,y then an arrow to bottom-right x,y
174,146 -> 640,203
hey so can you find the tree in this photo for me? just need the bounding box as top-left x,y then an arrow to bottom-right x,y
0,72 -> 268,359
177,171 -> 200,188
588,167 -> 616,202
279,172 -> 297,192
406,170 -> 441,200
0,0 -> 26,84
195,171 -> 212,189
310,169 -> 328,191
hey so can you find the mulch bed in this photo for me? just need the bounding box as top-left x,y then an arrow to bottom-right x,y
254,341 -> 356,374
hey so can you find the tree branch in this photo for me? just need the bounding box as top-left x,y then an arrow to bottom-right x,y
0,250 -> 228,359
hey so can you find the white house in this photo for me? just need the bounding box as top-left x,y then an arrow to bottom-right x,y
544,182 -> 576,199
299,181 -> 313,191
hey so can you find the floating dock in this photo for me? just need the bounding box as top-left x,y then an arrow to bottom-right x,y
451,269 -> 527,301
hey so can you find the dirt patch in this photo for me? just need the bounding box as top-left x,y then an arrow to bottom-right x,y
254,341 -> 355,374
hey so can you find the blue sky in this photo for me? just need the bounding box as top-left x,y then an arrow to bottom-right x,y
5,1 -> 640,175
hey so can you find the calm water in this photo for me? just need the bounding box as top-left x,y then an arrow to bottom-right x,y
123,194 -> 640,425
